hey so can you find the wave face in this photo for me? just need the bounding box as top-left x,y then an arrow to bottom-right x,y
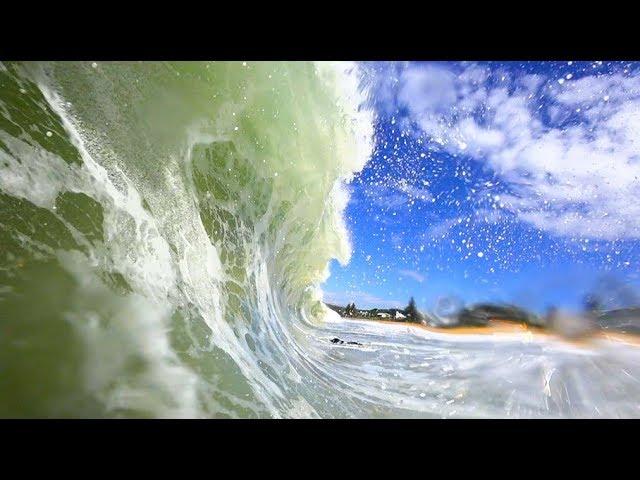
0,61 -> 373,417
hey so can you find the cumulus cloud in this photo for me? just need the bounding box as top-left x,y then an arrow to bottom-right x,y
389,62 -> 640,240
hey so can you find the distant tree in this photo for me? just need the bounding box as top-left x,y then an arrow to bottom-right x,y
346,302 -> 355,316
405,297 -> 419,321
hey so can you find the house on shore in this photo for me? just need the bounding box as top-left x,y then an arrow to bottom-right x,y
376,310 -> 406,320
324,301 -> 422,323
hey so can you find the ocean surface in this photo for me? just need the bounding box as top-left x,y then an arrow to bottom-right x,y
1,61 -> 640,418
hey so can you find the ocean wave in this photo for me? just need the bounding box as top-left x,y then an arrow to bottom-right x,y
0,61 -> 372,417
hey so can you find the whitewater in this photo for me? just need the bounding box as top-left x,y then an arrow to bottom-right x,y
2,61 -> 640,418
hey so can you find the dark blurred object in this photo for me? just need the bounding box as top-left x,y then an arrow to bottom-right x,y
589,275 -> 640,311
330,337 -> 362,346
583,275 -> 640,334
455,303 -> 543,328
596,308 -> 640,335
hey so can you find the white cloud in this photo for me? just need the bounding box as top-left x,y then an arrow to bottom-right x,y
366,187 -> 409,209
423,209 -> 504,242
398,269 -> 425,283
398,65 -> 458,115
363,179 -> 432,210
396,179 -> 433,201
424,217 -> 459,239
393,63 -> 640,240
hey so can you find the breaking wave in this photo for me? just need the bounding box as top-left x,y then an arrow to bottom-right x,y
0,61 -> 373,417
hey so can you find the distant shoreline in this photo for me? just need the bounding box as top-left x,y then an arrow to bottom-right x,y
339,316 -> 640,347
325,298 -> 640,347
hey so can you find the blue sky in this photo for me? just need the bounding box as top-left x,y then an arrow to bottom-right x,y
323,61 -> 640,314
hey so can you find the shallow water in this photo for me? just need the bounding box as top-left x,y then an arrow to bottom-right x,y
314,318 -> 640,418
